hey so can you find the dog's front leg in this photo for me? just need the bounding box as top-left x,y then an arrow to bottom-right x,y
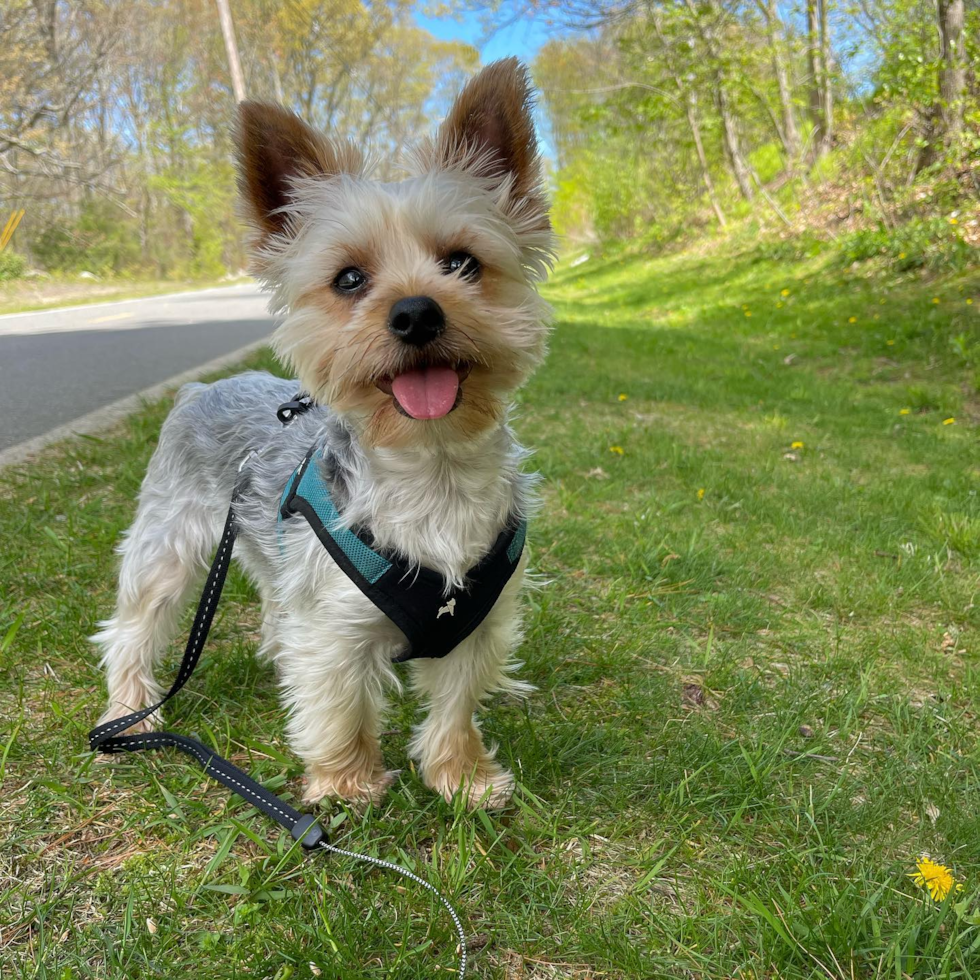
277,634 -> 397,806
408,584 -> 528,810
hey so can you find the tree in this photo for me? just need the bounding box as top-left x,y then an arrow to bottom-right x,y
806,0 -> 833,158
755,0 -> 801,163
933,0 -> 966,157
0,0 -> 479,275
683,0 -> 756,200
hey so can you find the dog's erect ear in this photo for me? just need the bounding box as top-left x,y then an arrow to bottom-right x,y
234,101 -> 361,238
433,58 -> 545,208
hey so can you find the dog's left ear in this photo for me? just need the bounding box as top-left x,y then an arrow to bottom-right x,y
429,58 -> 549,227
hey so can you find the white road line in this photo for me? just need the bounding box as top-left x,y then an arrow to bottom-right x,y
0,336 -> 272,471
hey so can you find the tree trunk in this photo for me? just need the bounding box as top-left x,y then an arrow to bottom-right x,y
937,0 -> 966,149
717,83 -> 755,200
215,0 -> 247,102
272,58 -> 285,104
684,0 -> 755,200
652,9 -> 727,226
806,0 -> 825,157
761,0 -> 801,162
686,91 -> 727,227
818,0 -> 833,154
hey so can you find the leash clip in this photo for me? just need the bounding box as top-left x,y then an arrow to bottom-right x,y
277,394 -> 314,426
291,813 -> 329,850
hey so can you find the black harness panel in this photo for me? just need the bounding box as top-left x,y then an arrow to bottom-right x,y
279,447 -> 527,662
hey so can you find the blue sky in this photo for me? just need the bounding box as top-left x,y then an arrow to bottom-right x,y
414,9 -> 561,154
414,10 -> 554,64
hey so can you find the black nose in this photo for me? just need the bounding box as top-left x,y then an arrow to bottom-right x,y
388,296 -> 445,347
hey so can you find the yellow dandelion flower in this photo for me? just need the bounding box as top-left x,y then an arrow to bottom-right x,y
697,488 -> 705,501
968,299 -> 974,305
949,217 -> 958,225
849,316 -> 857,323
745,310 -> 752,317
899,408 -> 911,416
909,858 -> 963,902
898,252 -> 906,259
618,393 -> 628,402
609,445 -> 624,455
886,339 -> 895,345
791,441 -> 804,450
943,418 -> 955,426
932,297 -> 940,304
781,289 -> 790,297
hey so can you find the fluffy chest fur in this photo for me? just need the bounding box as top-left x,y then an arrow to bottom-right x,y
337,427 -> 530,588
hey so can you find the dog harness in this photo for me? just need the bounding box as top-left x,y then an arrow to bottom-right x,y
278,446 -> 527,663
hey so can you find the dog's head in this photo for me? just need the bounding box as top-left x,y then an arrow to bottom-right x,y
234,59 -> 555,450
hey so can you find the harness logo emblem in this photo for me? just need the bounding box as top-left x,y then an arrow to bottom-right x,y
437,598 -> 457,619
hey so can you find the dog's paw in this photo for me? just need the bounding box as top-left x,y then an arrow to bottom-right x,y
425,757 -> 515,811
302,767 -> 398,807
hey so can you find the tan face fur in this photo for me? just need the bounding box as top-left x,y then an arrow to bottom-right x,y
234,59 -> 556,450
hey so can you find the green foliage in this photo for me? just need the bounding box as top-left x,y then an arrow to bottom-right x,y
0,249 -> 26,281
837,218 -> 975,274
1,0 -> 478,282
535,1 -> 979,263
149,160 -> 238,279
32,201 -> 143,276
747,139 -> 785,185
754,233 -> 826,263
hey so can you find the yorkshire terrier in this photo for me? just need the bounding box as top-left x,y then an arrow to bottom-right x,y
94,59 -> 555,810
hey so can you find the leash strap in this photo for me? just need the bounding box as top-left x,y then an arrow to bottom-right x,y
88,498 -> 468,977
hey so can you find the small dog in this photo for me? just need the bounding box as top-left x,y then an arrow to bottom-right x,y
94,59 -> 555,809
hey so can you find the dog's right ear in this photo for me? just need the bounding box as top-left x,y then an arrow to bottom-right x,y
234,101 -> 362,240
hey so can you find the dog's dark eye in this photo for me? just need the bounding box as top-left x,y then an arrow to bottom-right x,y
442,251 -> 480,280
334,267 -> 368,293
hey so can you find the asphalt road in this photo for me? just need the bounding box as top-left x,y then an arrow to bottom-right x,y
0,283 -> 274,453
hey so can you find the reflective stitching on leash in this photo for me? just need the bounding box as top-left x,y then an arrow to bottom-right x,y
96,532 -> 233,740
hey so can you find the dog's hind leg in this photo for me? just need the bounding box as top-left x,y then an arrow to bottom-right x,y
93,493 -> 220,732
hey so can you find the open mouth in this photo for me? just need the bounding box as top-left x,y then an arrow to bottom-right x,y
375,362 -> 471,420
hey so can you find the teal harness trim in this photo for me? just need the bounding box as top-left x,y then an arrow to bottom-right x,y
506,520 -> 526,564
278,445 -> 527,663
283,449 -> 391,584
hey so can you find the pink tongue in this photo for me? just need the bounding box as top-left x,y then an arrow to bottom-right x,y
390,366 -> 460,419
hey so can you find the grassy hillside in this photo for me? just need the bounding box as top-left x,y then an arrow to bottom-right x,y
1,244 -> 979,977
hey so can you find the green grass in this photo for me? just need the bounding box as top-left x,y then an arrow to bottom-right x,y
2,242 -> 980,978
